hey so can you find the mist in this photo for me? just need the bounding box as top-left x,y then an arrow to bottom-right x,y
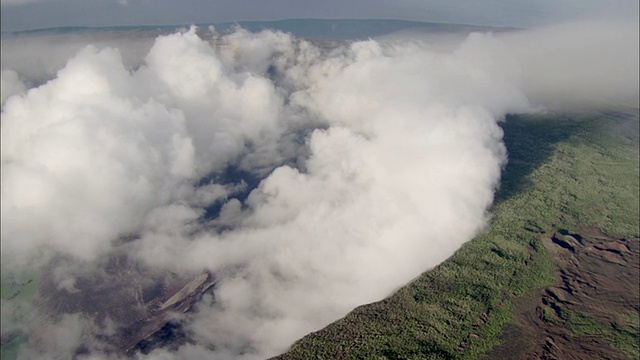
1,19 -> 637,359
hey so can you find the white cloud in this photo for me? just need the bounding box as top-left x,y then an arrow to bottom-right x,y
1,69 -> 26,105
505,21 -> 640,108
1,45 -> 198,260
1,20 -> 637,359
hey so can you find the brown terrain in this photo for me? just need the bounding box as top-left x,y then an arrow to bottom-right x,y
486,227 -> 640,360
29,254 -> 215,356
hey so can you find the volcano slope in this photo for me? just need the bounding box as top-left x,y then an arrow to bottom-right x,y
274,109 -> 640,360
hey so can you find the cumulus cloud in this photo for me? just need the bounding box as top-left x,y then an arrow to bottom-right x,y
1,69 -> 26,105
1,44 -> 198,260
1,20 -> 637,359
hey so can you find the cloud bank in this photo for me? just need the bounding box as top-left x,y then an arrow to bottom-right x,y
1,20 -> 637,359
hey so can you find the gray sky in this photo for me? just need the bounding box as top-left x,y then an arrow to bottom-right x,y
1,0 -> 638,32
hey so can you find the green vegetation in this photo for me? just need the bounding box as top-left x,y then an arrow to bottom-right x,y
0,275 -> 39,303
277,109 -> 639,359
563,311 -> 640,358
1,273 -> 40,360
0,333 -> 27,360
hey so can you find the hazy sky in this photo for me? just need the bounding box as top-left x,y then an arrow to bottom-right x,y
1,0 -> 638,31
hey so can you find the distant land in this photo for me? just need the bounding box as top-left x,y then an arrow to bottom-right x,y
3,18 -> 517,40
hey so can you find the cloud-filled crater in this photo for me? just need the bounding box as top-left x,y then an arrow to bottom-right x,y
1,21 -> 637,359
